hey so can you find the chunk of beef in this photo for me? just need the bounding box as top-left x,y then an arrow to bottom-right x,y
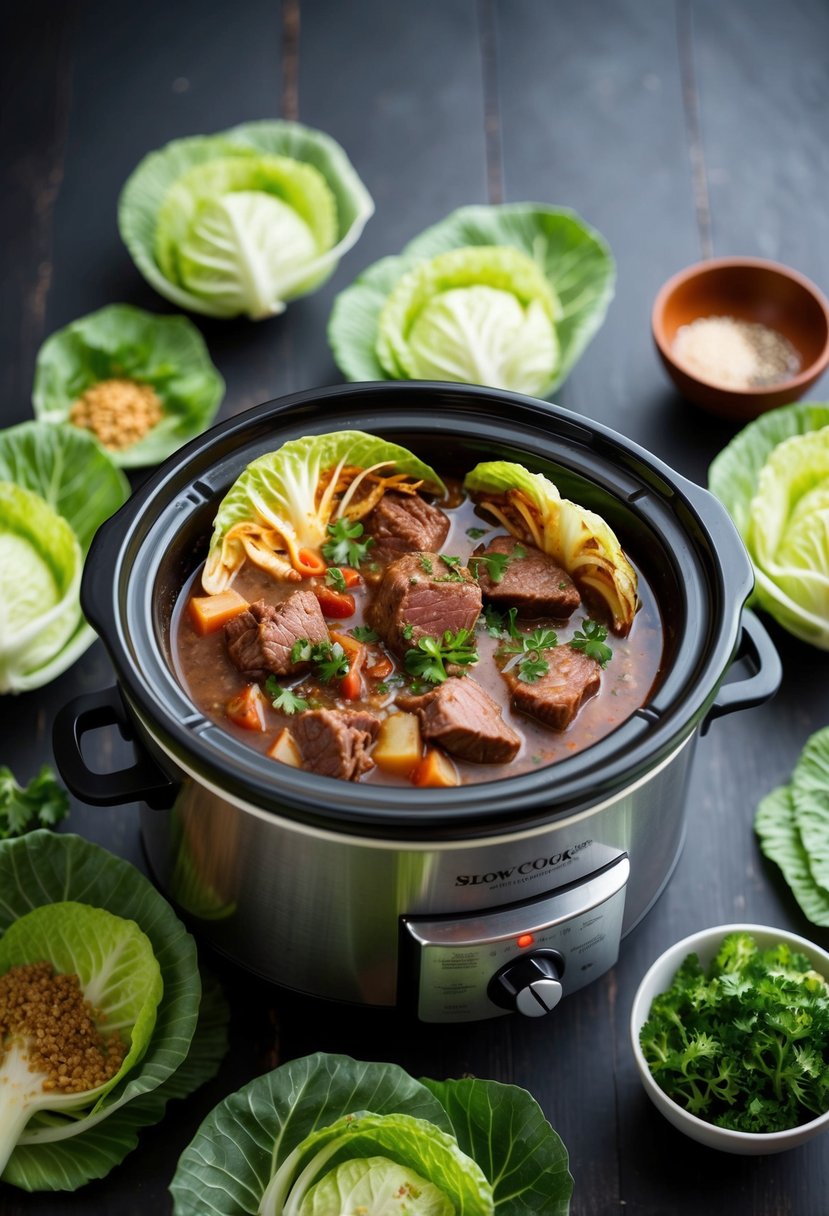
224,591 -> 329,681
364,492 -> 450,566
290,708 -> 380,781
472,535 -> 580,618
368,552 -> 481,655
397,677 -> 520,764
505,647 -> 601,730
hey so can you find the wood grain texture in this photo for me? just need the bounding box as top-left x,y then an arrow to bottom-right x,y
2,1 -> 829,1213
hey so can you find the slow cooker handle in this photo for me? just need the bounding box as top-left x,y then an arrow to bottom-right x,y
53,687 -> 178,809
702,610 -> 782,734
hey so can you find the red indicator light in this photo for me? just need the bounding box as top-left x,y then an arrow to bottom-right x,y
517,933 -> 534,948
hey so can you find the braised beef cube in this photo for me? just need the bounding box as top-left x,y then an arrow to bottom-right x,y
398,677 -> 520,764
472,535 -> 580,618
364,492 -> 450,566
368,552 -> 481,655
224,591 -> 329,681
290,708 -> 380,781
505,647 -> 601,730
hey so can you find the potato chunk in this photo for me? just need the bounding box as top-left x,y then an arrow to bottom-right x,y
373,712 -> 422,778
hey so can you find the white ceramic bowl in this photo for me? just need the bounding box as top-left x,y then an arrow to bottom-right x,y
630,923 -> 829,1154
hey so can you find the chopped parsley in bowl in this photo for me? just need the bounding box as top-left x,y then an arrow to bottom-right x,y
629,923 -> 829,1154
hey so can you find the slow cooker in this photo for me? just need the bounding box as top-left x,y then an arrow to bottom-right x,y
53,384 -> 781,1022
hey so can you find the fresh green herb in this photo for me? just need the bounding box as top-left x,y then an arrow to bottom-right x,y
314,642 -> 350,684
289,638 -> 350,683
503,627 -> 558,656
265,678 -> 309,715
469,551 -> 511,584
321,517 -> 375,567
0,765 -> 69,839
435,554 -> 464,582
516,657 -> 550,684
558,581 -> 569,590
498,624 -> 558,684
639,932 -> 829,1133
404,629 -> 478,684
419,555 -> 434,574
350,624 -> 380,643
569,618 -> 613,666
466,526 -> 488,539
325,567 -> 348,592
401,623 -> 414,641
481,604 -> 506,637
375,675 -> 406,695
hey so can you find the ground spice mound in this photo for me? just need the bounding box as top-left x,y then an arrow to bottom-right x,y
69,377 -> 163,450
0,961 -> 126,1093
672,315 -> 801,390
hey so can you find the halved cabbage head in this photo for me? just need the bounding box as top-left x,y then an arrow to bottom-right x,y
376,245 -> 561,397
120,121 -> 374,320
463,460 -> 638,633
747,427 -> 829,642
0,482 -> 83,693
203,431 -> 447,593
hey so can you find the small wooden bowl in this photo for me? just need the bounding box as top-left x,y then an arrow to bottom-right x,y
652,257 -> 829,420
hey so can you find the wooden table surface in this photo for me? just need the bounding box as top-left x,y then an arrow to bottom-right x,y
3,1 -> 829,1212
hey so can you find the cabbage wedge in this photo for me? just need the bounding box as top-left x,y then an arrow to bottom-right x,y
203,431 -> 447,593
463,460 -> 638,633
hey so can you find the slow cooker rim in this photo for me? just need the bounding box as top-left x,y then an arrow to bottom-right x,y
81,382 -> 753,836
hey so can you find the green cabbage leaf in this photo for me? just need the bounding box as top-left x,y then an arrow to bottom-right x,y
375,246 -> 561,396
170,1051 -> 573,1216
0,422 -> 129,691
0,831 -> 228,1192
329,202 -> 614,396
33,304 -> 225,467
0,902 -> 163,1174
203,430 -> 446,593
463,459 -> 638,633
119,121 -> 374,319
708,402 -> 829,648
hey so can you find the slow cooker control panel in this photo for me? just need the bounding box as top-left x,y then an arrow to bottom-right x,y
401,856 -> 629,1022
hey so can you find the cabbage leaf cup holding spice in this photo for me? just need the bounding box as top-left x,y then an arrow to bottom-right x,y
33,304 -> 225,467
0,831 -> 228,1192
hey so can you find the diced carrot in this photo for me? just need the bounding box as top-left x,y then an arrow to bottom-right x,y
330,631 -> 366,700
296,548 -> 327,577
374,713 -> 422,777
411,748 -> 460,788
188,589 -> 249,636
366,656 -> 393,681
314,585 -> 356,618
226,683 -> 267,732
268,728 -> 302,767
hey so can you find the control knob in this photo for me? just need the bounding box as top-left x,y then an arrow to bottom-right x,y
488,950 -> 565,1017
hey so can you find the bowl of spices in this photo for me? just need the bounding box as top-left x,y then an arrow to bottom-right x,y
652,257 -> 829,420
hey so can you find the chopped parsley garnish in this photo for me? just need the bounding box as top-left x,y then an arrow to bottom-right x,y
435,554 -> 465,582
350,624 -> 380,643
419,555 -> 434,574
466,526 -> 488,539
325,566 -> 348,592
265,678 -> 309,715
498,624 -> 558,684
639,931 -> 829,1133
289,638 -> 350,683
569,618 -> 613,666
469,545 -> 526,585
321,517 -> 374,566
401,623 -> 414,641
403,629 -> 478,684
0,764 -> 68,839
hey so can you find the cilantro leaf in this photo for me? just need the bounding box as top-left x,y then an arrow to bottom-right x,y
321,517 -> 375,566
0,765 -> 69,839
314,642 -> 350,683
350,625 -> 380,643
466,526 -> 488,539
403,629 -> 478,684
325,567 -> 348,592
570,618 -> 613,666
265,677 -> 309,715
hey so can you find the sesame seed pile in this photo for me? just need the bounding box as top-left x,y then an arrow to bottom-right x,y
69,377 -> 163,450
672,315 -> 801,390
0,961 -> 126,1094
